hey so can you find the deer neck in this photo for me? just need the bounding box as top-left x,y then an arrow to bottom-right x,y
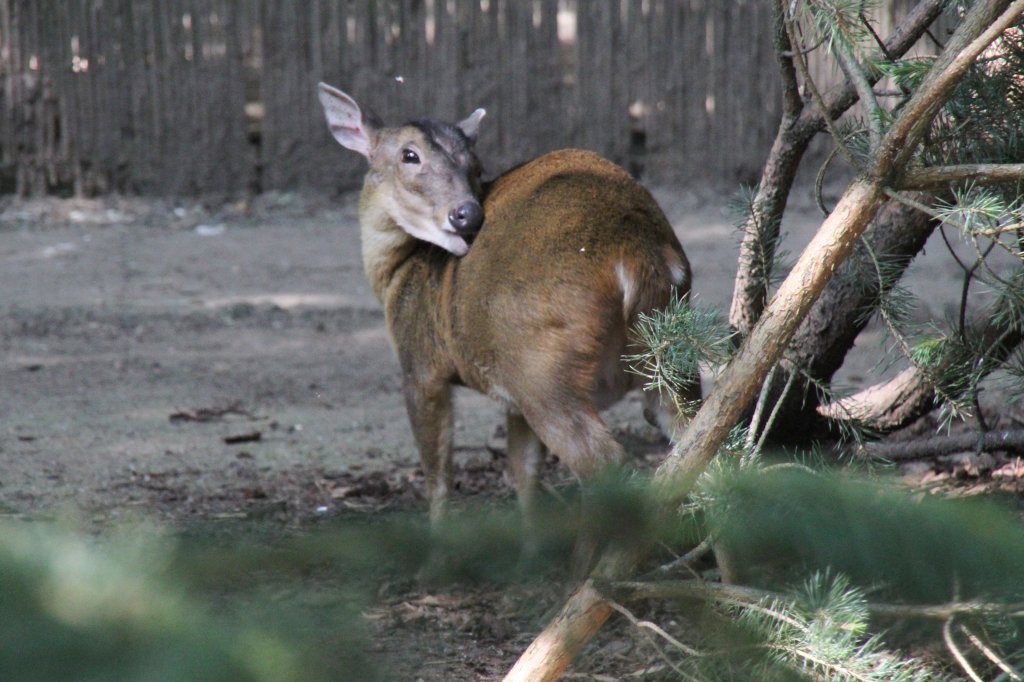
357,182 -> 425,303
356,181 -> 461,373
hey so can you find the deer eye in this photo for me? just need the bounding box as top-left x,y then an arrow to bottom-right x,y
401,149 -> 420,164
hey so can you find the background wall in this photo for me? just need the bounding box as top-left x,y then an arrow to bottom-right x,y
0,0 -> 928,197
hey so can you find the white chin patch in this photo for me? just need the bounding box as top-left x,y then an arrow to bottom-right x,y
396,214 -> 469,256
441,232 -> 469,256
384,194 -> 472,257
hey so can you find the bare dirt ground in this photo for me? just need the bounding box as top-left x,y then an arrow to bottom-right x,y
1,184 -> 1018,679
0,186 -> 761,524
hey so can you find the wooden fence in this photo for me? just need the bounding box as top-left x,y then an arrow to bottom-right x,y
0,0 -> 928,197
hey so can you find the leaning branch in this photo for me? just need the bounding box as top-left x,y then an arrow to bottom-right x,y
873,0 -> 1024,177
804,0 -> 946,129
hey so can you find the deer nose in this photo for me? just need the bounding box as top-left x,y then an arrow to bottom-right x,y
448,201 -> 483,235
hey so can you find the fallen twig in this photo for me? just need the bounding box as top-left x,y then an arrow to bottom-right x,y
945,617 -> 985,682
605,600 -> 702,681
169,403 -> 263,423
959,623 -> 1023,681
860,429 -> 1024,461
223,431 -> 262,445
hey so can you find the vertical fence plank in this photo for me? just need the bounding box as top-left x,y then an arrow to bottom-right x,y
0,0 -> 929,197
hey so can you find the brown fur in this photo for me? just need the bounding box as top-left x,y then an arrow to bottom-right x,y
317,82 -> 696,529
363,149 -> 695,520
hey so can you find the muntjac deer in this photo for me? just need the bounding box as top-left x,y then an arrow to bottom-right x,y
317,83 -> 699,544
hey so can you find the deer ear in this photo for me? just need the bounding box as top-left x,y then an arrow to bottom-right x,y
318,83 -> 377,157
457,108 -> 486,144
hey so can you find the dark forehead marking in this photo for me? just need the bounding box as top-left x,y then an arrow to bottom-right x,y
408,117 -> 471,157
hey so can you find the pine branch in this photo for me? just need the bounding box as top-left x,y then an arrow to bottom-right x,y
605,575 -> 949,681
774,0 -> 804,120
784,7 -> 863,170
626,295 -> 733,408
862,239 -> 975,421
753,369 -> 798,454
606,600 -> 703,659
746,365 -> 778,451
861,10 -> 898,62
896,184 -> 1024,310
795,0 -> 946,134
835,38 -> 884,150
604,579 -> 1024,621
958,623 -> 1024,681
944,617 -> 986,682
872,0 -> 1024,178
817,310 -> 1024,433
900,163 -> 1024,190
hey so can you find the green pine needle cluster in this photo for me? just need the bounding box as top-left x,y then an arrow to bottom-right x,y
796,0 -> 881,55
731,184 -> 792,294
627,292 -> 734,408
925,22 -> 1024,167
869,55 -> 934,91
935,187 -> 1024,243
728,572 -> 948,682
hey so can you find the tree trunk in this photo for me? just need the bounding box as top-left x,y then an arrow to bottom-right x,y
729,0 -> 947,335
767,195 -> 938,441
659,181 -> 887,494
501,581 -> 613,682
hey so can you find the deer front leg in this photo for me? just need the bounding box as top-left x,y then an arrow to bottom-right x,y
402,378 -> 454,526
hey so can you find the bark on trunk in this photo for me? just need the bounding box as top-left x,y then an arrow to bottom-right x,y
501,582 -> 612,682
767,196 -> 938,441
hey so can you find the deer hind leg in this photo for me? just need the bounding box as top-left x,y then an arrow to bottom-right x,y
641,376 -> 701,443
511,339 -> 627,479
519,401 -> 627,577
402,379 -> 454,526
506,410 -> 547,558
523,404 -> 627,480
